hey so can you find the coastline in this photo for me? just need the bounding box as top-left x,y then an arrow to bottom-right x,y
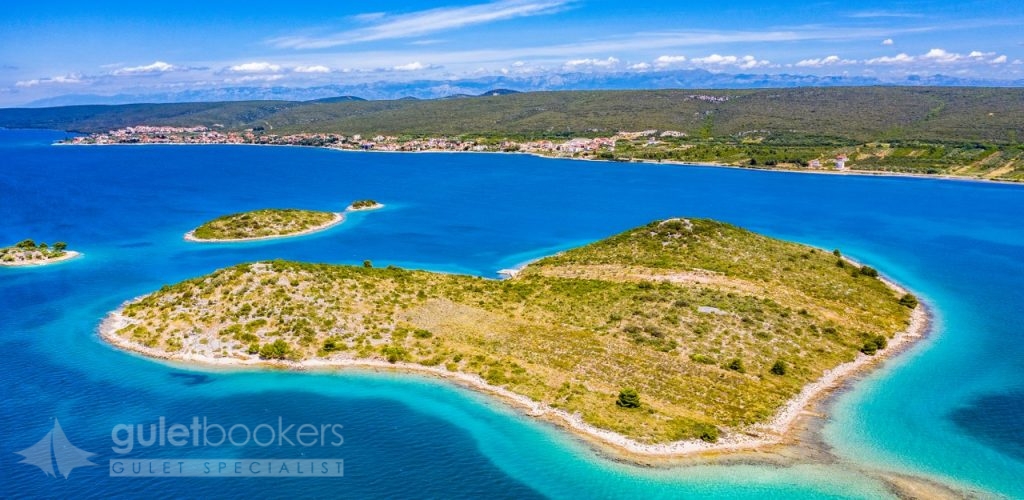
0,250 -> 82,267
97,269 -> 930,461
184,212 -> 344,243
59,140 -> 1022,186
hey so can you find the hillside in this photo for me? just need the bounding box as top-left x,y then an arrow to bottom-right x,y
103,219 -> 916,444
2,87 -> 1022,143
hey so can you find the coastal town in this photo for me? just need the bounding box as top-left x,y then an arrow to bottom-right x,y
65,125 -> 852,170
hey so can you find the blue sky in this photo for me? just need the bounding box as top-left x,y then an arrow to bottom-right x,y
1,0 -> 1022,105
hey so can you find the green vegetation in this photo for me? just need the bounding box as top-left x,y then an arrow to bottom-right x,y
111,218 -> 914,443
899,293 -> 920,309
770,360 -> 788,376
860,334 -> 889,355
617,388 -> 642,408
349,199 -> 382,210
3,88 -> 1023,180
0,239 -> 73,265
190,209 -> 337,240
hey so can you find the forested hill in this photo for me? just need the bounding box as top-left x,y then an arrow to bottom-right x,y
2,87 -> 1022,144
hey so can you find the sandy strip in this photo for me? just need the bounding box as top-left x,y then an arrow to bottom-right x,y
184,212 -> 344,243
98,270 -> 929,460
0,250 -> 82,267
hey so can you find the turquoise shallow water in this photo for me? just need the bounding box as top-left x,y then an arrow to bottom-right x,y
1,129 -> 1023,498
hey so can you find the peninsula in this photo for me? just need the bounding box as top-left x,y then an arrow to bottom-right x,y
0,239 -> 80,267
185,209 -> 342,242
102,218 -> 924,455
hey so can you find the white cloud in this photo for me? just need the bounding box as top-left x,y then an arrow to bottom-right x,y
270,0 -> 572,49
564,56 -> 619,69
392,61 -> 427,71
795,55 -> 856,67
229,62 -> 283,73
690,54 -> 769,69
990,55 -> 1008,64
866,53 -> 915,64
654,55 -> 687,67
15,73 -> 83,87
113,61 -> 179,75
922,48 -> 961,63
629,62 -> 651,70
293,65 -> 331,73
882,38 -> 894,45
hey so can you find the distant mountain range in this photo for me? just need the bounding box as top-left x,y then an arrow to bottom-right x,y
21,69 -> 1023,107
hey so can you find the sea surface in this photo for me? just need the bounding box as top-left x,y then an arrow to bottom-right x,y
1,128 -> 1022,498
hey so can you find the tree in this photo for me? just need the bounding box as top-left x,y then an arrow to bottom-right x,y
16,239 -> 35,249
363,260 -> 373,268
859,265 -> 879,278
53,242 -> 67,251
832,249 -> 842,257
616,388 -> 641,408
770,360 -> 787,376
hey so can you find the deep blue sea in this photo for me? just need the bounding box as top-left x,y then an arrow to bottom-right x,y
1,128 -> 1023,498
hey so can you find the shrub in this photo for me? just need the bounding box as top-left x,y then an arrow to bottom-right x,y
381,345 -> 409,363
616,388 -> 641,408
726,358 -> 745,373
859,266 -> 879,278
832,249 -> 842,257
259,339 -> 291,360
363,260 -> 373,268
694,422 -> 720,442
899,293 -> 919,308
860,335 -> 888,355
770,360 -> 787,375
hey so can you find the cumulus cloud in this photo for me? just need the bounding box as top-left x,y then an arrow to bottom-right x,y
794,55 -> 856,67
690,54 -> 769,69
654,55 -> 687,67
113,61 -> 180,75
15,73 -> 84,87
629,62 -> 651,70
866,53 -> 915,64
882,38 -> 894,45
293,65 -> 331,73
564,56 -> 619,69
922,48 -> 963,63
229,62 -> 282,73
990,55 -> 1008,64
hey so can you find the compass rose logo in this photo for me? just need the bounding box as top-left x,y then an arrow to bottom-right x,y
15,418 -> 96,480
